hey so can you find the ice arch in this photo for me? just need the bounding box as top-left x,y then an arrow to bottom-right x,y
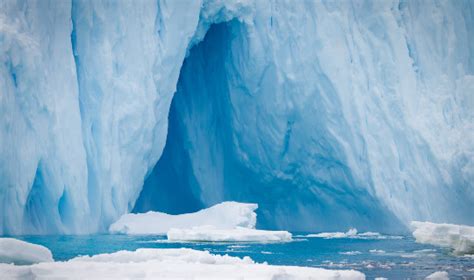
134,20 -> 402,232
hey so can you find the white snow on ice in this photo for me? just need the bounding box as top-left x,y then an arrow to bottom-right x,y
0,248 -> 365,279
109,201 -> 257,235
0,238 -> 53,265
411,221 -> 474,255
167,226 -> 292,242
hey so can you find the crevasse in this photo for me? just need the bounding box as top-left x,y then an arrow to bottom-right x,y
0,0 -> 473,234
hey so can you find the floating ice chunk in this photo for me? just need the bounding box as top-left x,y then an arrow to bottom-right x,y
425,271 -> 449,280
109,202 -> 257,234
0,238 -> 53,265
411,221 -> 474,255
369,249 -> 385,254
339,251 -> 362,255
307,228 -> 358,238
306,228 -> 401,240
167,226 -> 292,242
0,248 -> 365,279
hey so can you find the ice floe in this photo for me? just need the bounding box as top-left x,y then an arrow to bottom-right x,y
167,226 -> 292,242
109,202 -> 257,235
425,271 -> 449,280
111,201 -> 294,243
411,221 -> 474,255
0,238 -> 53,265
0,248 -> 365,279
305,228 -> 402,240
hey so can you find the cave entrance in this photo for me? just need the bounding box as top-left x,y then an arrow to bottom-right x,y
131,18 -> 401,232
133,21 -> 239,214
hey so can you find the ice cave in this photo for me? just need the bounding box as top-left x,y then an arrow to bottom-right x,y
1,0 -> 473,236
1,0 -> 474,278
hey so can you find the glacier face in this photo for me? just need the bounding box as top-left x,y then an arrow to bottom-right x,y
0,0 -> 473,234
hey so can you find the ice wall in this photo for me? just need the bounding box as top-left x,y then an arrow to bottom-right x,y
0,0 -> 89,234
1,0 -> 473,234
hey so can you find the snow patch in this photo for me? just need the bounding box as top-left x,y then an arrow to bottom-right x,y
0,238 -> 53,265
411,221 -> 474,255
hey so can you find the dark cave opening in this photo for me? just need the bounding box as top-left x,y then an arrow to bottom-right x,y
131,19 -> 403,233
133,22 -> 236,215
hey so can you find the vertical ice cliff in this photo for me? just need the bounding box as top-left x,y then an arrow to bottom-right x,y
0,0 -> 89,233
1,0 -> 473,234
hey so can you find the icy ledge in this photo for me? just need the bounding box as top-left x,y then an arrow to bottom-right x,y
0,248 -> 365,279
109,202 -> 257,235
411,221 -> 474,255
168,226 -> 292,242
0,238 -> 53,265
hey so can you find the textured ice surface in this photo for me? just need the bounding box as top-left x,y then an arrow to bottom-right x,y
109,201 -> 257,234
0,238 -> 53,265
1,0 -> 473,234
0,248 -> 365,279
167,226 -> 292,242
411,221 -> 474,255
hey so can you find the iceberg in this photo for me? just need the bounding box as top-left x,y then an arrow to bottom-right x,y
109,201 -> 257,235
1,0 -> 473,234
0,238 -> 53,265
0,248 -> 365,279
167,226 -> 292,242
411,221 -> 474,255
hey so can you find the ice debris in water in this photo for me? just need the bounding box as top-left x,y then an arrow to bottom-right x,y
306,228 -> 402,240
111,201 -> 292,242
0,248 -> 365,279
167,226 -> 292,242
0,238 -> 53,265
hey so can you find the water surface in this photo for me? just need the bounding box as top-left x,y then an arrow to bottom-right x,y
16,234 -> 474,279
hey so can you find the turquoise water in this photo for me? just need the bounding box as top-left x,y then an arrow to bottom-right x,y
15,234 -> 474,279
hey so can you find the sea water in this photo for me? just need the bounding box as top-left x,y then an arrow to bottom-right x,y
14,234 -> 474,279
